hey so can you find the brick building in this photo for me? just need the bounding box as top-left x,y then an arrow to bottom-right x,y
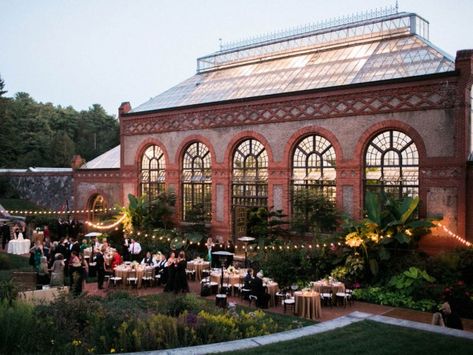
74,9 -> 473,250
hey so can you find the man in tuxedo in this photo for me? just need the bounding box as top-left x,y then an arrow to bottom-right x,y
122,236 -> 131,261
95,247 -> 106,289
128,239 -> 142,262
251,269 -> 269,308
1,222 -> 10,250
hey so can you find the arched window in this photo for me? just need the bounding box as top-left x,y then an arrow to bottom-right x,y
140,145 -> 166,201
232,139 -> 268,208
292,134 -> 337,200
182,142 -> 212,222
88,194 -> 106,222
364,130 -> 419,198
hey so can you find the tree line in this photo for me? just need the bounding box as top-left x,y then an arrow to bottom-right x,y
0,75 -> 119,168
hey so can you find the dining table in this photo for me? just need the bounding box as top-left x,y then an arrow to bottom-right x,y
294,290 -> 322,320
114,264 -> 155,288
311,280 -> 345,301
187,259 -> 210,281
7,239 -> 31,255
263,279 -> 279,307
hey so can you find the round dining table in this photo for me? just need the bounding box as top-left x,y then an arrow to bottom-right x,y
114,264 -> 155,288
294,291 -> 322,320
187,259 -> 210,281
7,239 -> 31,255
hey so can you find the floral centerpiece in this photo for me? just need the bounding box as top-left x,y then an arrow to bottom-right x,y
227,265 -> 236,274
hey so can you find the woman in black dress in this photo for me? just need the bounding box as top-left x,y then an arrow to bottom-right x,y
174,251 -> 189,293
163,251 -> 176,292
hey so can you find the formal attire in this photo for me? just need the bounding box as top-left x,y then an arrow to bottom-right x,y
95,252 -> 105,289
164,259 -> 176,292
128,241 -> 142,262
174,259 -> 189,293
1,224 -> 10,250
50,260 -> 65,286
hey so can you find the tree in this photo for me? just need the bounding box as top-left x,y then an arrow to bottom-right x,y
291,189 -> 339,235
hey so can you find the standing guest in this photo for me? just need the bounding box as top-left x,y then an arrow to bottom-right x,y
111,250 -> 123,270
37,256 -> 50,286
1,222 -> 10,250
69,250 -> 82,294
30,242 -> 44,272
79,239 -> 89,253
102,238 -> 110,252
141,251 -> 156,266
69,238 -> 80,255
164,251 -> 176,292
243,268 -> 253,289
95,247 -> 106,289
205,237 -> 214,265
251,269 -> 269,308
50,254 -> 65,287
13,225 -> 20,239
174,251 -> 189,293
122,236 -> 131,261
128,239 -> 142,262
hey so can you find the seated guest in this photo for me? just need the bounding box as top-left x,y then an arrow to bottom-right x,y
251,269 -> 270,308
243,268 -> 253,289
432,301 -> 464,330
111,250 -> 123,270
155,253 -> 167,285
50,253 -> 65,287
141,251 -> 156,267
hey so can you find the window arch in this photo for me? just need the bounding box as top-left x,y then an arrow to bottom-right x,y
292,134 -> 337,200
140,145 -> 166,201
88,194 -> 106,222
182,142 -> 212,222
232,138 -> 268,208
364,130 -> 419,198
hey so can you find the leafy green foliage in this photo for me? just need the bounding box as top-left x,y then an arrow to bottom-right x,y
0,293 -> 304,354
247,207 -> 289,247
291,190 -> 339,234
0,81 -> 119,169
353,287 -> 438,312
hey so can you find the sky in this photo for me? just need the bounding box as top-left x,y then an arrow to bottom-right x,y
1,0 -> 473,116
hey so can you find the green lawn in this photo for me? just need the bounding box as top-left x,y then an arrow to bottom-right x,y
224,320 -> 473,355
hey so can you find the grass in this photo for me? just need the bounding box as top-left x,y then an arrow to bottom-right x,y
224,320 -> 473,355
0,252 -> 33,282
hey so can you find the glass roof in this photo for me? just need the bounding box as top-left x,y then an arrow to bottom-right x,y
131,13 -> 454,113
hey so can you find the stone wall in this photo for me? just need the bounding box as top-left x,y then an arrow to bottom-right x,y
0,171 -> 73,210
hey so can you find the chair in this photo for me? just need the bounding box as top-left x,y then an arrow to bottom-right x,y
249,294 -> 258,307
185,269 -> 196,281
126,270 -> 138,288
109,274 -> 122,288
232,282 -> 244,296
275,291 -> 286,307
221,276 -> 231,295
320,286 -> 333,307
142,269 -> 155,287
283,296 -> 295,314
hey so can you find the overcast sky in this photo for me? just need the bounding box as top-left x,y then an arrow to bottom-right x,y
1,0 -> 473,116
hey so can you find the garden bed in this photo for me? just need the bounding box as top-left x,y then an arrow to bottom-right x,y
0,291 -> 312,354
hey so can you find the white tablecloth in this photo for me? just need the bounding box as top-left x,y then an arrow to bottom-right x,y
7,239 -> 31,255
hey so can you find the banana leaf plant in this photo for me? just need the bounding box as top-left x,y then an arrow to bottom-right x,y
345,191 -> 439,276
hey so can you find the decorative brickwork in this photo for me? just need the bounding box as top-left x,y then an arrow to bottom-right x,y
122,83 -> 457,136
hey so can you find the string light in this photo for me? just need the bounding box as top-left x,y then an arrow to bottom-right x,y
0,207 -> 118,216
436,223 -> 472,247
85,214 -> 126,230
